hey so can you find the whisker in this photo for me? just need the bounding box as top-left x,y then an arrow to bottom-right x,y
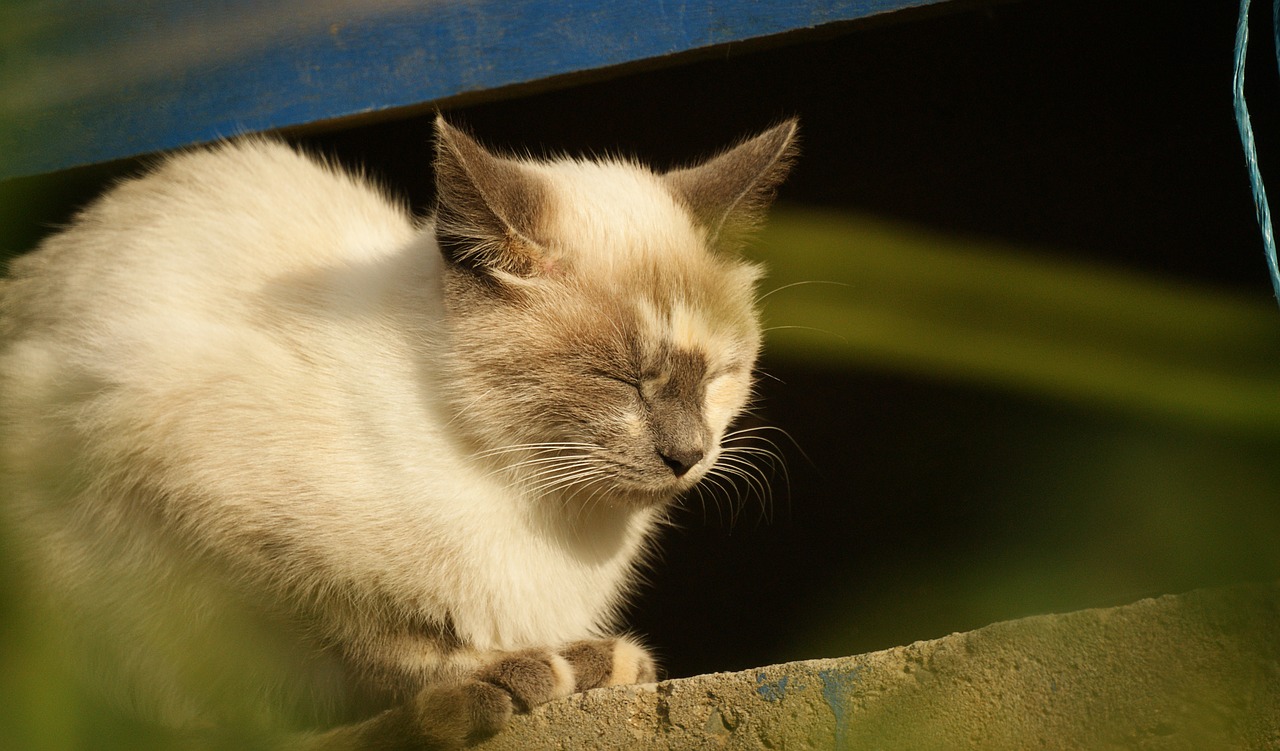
519,464 -> 603,491
694,471 -> 734,526
710,462 -> 767,512
523,464 -> 611,496
699,425 -> 792,526
476,442 -> 599,459
760,324 -> 848,345
689,482 -> 711,524
756,279 -> 852,303
474,455 -> 592,486
725,424 -> 810,471
716,454 -> 771,499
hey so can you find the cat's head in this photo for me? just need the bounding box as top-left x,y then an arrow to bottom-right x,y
432,116 -> 797,508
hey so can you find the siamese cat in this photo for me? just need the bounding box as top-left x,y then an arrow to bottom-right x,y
0,116 -> 797,748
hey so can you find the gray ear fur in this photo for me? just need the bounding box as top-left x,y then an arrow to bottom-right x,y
433,115 -> 549,276
664,119 -> 799,246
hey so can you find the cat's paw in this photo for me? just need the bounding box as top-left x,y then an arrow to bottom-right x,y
559,636 -> 657,691
398,651 -> 574,749
474,648 -> 576,711
408,679 -> 514,749
348,645 -> 653,750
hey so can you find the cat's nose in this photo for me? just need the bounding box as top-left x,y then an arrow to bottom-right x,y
659,447 -> 704,477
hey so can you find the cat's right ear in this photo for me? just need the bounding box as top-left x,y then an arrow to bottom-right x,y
432,116 -> 550,278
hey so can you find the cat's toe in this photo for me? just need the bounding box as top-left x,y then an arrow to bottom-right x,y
476,649 -> 575,711
606,636 -> 657,685
560,637 -> 656,691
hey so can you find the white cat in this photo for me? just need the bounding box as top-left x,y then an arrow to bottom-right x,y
0,116 -> 797,748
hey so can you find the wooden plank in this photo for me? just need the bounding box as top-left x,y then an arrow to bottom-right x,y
0,0 -> 946,180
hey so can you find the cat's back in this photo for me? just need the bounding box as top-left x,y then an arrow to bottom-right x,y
1,138 -> 417,336
0,139 -> 430,481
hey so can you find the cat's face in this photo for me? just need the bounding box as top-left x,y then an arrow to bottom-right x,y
443,244 -> 762,507
432,118 -> 795,507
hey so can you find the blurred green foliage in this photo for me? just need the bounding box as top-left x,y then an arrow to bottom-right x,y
755,209 -> 1280,432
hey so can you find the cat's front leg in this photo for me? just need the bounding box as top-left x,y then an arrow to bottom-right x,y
434,637 -> 656,747
304,637 -> 655,750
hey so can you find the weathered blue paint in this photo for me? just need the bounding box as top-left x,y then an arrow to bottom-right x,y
0,0 -> 949,180
755,671 -> 798,702
818,666 -> 864,748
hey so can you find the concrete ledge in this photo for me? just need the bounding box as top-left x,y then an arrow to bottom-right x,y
478,583 -> 1280,750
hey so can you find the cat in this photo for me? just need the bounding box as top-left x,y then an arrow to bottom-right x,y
0,115 -> 797,749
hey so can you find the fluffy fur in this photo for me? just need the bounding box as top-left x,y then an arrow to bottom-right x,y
0,116 -> 797,747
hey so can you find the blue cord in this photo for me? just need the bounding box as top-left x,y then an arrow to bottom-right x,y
1234,0 -> 1280,304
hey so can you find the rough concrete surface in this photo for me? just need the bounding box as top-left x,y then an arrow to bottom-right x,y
477,583 -> 1280,750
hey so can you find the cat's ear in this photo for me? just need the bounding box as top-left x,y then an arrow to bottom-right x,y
433,115 -> 550,277
664,119 -> 799,247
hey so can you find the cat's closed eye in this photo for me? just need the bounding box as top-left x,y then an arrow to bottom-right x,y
592,369 -> 642,390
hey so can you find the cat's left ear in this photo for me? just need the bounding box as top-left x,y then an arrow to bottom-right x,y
664,118 -> 799,247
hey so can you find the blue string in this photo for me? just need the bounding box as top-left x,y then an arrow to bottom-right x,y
1234,0 -> 1280,305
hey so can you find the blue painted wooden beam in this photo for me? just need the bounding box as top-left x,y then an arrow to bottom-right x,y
0,0 -> 947,180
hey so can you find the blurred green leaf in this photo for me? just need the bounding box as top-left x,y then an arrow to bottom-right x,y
754,209 -> 1280,432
